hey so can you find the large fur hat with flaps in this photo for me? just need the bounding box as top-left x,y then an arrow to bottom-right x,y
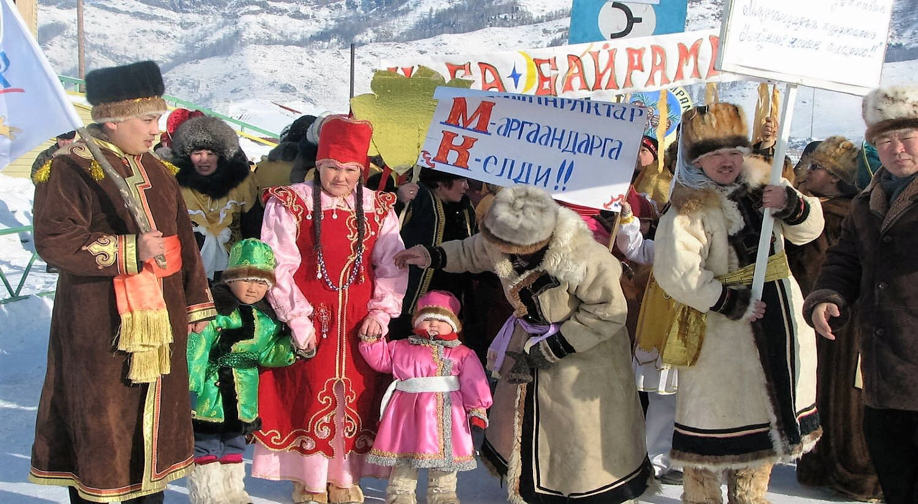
481,185 -> 559,255
222,238 -> 276,287
171,116 -> 240,160
808,136 -> 859,186
85,61 -> 168,123
412,290 -> 462,334
680,103 -> 752,163
862,85 -> 918,143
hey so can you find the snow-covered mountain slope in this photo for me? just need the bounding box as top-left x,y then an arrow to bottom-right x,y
35,0 -> 918,142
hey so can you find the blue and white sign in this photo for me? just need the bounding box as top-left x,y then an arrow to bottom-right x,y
569,0 -> 688,44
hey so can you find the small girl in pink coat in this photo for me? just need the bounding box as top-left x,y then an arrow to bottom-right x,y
359,290 -> 492,504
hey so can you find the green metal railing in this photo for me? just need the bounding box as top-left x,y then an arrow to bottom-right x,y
0,226 -> 55,304
57,75 -> 281,140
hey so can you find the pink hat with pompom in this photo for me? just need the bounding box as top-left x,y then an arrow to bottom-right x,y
412,290 -> 462,333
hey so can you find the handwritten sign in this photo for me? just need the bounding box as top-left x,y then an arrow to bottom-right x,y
569,0 -> 688,44
717,0 -> 894,95
383,30 -> 725,99
417,88 -> 647,210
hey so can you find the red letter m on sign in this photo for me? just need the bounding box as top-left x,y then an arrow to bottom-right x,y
444,98 -> 495,133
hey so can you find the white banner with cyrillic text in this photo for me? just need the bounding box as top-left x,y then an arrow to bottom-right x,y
417,88 -> 647,210
717,0 -> 894,95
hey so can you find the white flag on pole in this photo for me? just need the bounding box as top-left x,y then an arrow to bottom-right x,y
0,0 -> 83,170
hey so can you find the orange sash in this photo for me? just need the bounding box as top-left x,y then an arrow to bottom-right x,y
113,235 -> 183,384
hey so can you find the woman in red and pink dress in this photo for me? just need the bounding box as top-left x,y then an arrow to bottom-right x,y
252,115 -> 408,504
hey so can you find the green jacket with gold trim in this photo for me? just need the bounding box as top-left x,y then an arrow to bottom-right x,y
188,283 -> 295,429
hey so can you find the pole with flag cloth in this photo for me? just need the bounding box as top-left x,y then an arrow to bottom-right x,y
0,0 -> 81,169
1,0 -> 167,267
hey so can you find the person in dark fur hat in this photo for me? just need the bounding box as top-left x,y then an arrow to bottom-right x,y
791,137 -> 883,501
253,114 -> 319,191
388,168 -> 479,355
29,60 -> 216,504
169,115 -> 260,280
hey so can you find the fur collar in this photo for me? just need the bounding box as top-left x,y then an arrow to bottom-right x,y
489,207 -> 594,286
407,335 -> 462,348
211,282 -> 275,318
863,167 -> 918,231
173,154 -> 251,200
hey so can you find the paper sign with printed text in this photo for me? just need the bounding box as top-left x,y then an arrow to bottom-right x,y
417,88 -> 647,210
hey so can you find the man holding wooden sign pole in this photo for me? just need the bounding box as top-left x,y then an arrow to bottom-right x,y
652,103 -> 823,503
710,0 -> 896,501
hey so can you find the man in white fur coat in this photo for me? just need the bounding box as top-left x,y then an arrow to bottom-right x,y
653,103 -> 824,503
395,185 -> 654,504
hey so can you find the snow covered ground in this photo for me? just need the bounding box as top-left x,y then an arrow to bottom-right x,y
0,172 -> 866,503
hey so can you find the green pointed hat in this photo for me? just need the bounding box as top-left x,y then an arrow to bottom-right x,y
222,239 -> 277,286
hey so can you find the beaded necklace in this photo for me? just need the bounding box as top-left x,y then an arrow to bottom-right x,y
314,192 -> 365,292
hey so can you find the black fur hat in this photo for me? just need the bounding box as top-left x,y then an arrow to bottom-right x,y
171,116 -> 240,160
85,61 -> 168,123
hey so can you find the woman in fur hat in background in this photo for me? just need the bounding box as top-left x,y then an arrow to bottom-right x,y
395,185 -> 653,504
790,138 -> 882,501
169,115 -> 260,280
653,103 -> 824,503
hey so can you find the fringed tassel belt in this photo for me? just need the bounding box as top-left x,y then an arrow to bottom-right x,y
636,250 -> 790,368
113,235 -> 183,384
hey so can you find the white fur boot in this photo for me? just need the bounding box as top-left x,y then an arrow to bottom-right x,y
222,462 -> 253,504
187,462 -> 226,504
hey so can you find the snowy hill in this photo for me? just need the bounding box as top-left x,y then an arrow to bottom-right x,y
34,0 -> 918,140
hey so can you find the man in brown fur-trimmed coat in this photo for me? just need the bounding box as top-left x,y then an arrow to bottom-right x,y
29,61 -> 215,504
395,185 -> 654,504
805,85 -> 918,504
791,138 -> 882,501
654,103 -> 823,504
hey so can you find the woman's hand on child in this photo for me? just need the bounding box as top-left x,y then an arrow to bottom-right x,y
394,245 -> 431,269
187,321 -> 208,335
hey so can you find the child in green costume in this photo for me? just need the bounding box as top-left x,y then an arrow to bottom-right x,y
186,238 -> 297,504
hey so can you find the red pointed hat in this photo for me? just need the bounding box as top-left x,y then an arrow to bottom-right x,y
316,114 -> 373,170
412,290 -> 462,333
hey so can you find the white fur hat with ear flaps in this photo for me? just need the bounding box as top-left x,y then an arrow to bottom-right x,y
862,85 -> 918,143
481,185 -> 559,255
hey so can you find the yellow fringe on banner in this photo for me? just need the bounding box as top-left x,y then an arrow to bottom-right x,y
752,83 -> 770,145
705,82 -> 719,105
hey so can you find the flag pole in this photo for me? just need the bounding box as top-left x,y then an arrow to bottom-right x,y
750,82 -> 797,299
